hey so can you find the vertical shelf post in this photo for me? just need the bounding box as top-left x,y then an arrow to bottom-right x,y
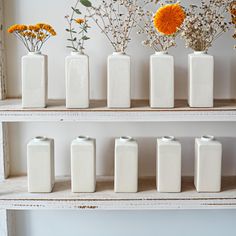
0,0 -> 7,100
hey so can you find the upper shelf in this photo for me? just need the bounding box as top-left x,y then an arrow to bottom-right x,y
0,99 -> 236,122
0,176 -> 236,210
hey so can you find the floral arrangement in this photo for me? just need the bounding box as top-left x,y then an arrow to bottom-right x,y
230,1 -> 236,43
7,23 -> 56,52
137,0 -> 185,52
180,0 -> 231,52
80,0 -> 141,53
65,0 -> 90,53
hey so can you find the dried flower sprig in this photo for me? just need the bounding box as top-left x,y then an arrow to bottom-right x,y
180,0 -> 231,52
230,1 -> 236,44
137,0 -> 185,52
65,0 -> 90,53
7,23 -> 56,52
81,0 -> 142,53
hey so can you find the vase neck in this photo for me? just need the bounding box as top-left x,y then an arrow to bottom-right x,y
155,51 -> 168,55
71,51 -> 84,56
194,51 -> 207,55
201,135 -> 215,141
119,136 -> 133,142
34,136 -> 48,142
28,51 -> 42,55
162,136 -> 175,142
113,52 -> 125,55
76,136 -> 90,142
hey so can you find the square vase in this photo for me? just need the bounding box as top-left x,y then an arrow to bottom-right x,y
157,136 -> 182,193
27,137 -> 54,193
188,51 -> 214,108
71,136 -> 96,193
150,52 -> 174,108
22,52 -> 48,108
65,52 -> 89,108
194,136 -> 222,193
114,137 -> 138,193
107,52 -> 131,108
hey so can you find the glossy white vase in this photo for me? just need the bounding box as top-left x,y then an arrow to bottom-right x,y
157,136 -> 181,193
65,52 -> 89,108
107,52 -> 131,108
71,136 -> 96,193
150,51 -> 174,108
188,51 -> 214,108
194,136 -> 222,192
27,137 -> 54,193
22,51 -> 48,108
114,137 -> 138,193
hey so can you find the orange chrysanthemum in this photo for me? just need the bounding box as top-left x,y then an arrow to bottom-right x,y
153,4 -> 186,35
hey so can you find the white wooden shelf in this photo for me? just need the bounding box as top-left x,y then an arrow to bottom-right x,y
0,99 -> 236,122
0,176 -> 236,210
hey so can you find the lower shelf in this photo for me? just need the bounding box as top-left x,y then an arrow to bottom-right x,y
0,176 -> 236,210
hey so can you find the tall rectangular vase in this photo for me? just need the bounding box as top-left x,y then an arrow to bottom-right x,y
150,52 -> 174,108
22,52 -> 48,108
188,51 -> 214,108
107,52 -> 131,108
65,52 -> 89,108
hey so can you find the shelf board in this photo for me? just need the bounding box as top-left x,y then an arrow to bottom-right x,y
0,99 -> 236,122
0,176 -> 236,210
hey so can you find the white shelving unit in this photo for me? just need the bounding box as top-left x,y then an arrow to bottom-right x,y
0,3 -> 236,235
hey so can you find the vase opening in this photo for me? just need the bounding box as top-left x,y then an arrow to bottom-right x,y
120,136 -> 133,142
201,135 -> 215,141
77,136 -> 90,141
34,136 -> 47,142
162,136 -> 175,142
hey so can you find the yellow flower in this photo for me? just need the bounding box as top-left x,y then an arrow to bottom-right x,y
153,4 -> 186,35
7,24 -> 27,33
75,18 -> 85,24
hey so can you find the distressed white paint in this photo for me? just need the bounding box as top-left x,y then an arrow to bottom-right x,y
0,210 -> 15,236
0,176 -> 236,210
1,99 -> 236,122
0,122 -> 9,180
0,0 -> 6,100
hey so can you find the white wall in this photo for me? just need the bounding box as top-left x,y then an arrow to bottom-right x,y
3,0 -> 236,236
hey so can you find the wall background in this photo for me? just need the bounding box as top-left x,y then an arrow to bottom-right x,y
3,0 -> 236,235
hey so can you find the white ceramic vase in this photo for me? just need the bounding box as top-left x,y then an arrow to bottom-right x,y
65,52 -> 89,108
71,136 -> 96,193
157,136 -> 181,193
22,51 -> 48,108
150,51 -> 174,108
114,136 -> 138,193
194,135 -> 222,193
188,51 -> 214,108
107,52 -> 131,108
27,137 -> 54,193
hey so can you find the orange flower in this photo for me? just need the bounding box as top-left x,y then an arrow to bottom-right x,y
75,18 -> 85,24
153,4 -> 186,35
